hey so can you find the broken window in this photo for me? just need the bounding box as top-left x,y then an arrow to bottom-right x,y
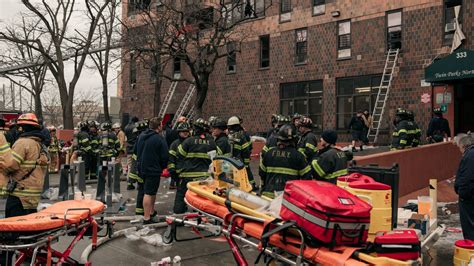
295,28 -> 308,64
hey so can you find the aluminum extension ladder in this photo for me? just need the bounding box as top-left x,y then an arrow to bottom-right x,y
367,48 -> 400,144
172,84 -> 196,126
158,81 -> 178,119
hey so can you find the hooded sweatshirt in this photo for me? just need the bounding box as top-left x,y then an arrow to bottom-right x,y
135,129 -> 168,178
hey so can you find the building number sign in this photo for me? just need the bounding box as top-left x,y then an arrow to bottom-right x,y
456,51 -> 468,59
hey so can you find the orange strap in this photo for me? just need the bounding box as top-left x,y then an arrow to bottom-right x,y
47,236 -> 52,266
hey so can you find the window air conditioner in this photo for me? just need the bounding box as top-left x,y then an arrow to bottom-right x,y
445,22 -> 457,33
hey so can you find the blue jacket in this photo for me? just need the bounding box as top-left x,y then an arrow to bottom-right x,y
136,129 -> 169,178
455,145 -> 474,200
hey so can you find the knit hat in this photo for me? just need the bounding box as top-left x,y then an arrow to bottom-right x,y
321,130 -> 337,145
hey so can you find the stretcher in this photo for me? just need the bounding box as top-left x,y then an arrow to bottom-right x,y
163,157 -> 421,265
0,200 -> 105,266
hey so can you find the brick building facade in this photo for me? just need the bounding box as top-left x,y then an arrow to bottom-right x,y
121,0 -> 473,143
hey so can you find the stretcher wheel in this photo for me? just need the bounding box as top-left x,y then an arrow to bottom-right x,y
163,225 -> 175,244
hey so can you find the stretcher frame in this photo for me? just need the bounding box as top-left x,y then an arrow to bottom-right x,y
0,207 -> 102,266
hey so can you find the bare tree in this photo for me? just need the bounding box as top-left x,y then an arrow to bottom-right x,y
0,0 -> 111,129
0,17 -> 50,120
42,89 -> 62,126
123,0 -> 269,117
73,90 -> 101,122
88,0 -> 121,122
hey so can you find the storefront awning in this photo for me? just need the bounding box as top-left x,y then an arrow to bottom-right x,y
425,48 -> 474,83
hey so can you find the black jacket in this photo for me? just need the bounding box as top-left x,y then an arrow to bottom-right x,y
124,122 -> 136,154
177,133 -> 216,179
215,133 -> 232,156
168,137 -> 186,179
391,119 -> 414,150
297,131 -> 318,159
348,116 -> 365,131
311,146 -> 349,181
136,129 -> 169,178
259,145 -> 311,196
455,145 -> 474,200
427,117 -> 451,139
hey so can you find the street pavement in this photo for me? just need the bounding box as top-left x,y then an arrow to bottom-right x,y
41,158 -> 461,265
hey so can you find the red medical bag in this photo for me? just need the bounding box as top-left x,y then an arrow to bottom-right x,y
374,230 -> 421,261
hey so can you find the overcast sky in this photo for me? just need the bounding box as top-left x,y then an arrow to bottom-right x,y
0,0 -> 120,108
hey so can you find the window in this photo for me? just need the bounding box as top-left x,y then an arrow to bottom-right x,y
280,80 -> 323,130
313,0 -> 325,16
336,75 -> 382,129
173,57 -> 181,76
186,7 -> 214,30
130,53 -> 137,86
337,20 -> 351,59
444,0 -> 462,44
127,0 -> 151,16
280,0 -> 292,22
225,0 -> 265,24
227,42 -> 237,73
387,10 -> 402,50
259,35 -> 270,68
150,64 -> 158,83
295,28 -> 308,64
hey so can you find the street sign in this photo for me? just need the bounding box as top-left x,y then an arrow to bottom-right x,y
441,104 -> 448,113
421,93 -> 431,104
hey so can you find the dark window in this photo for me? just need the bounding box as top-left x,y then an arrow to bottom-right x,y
444,0 -> 462,44
387,10 -> 402,50
280,80 -> 323,130
260,35 -> 270,68
280,0 -> 292,13
295,28 -> 308,64
226,0 -> 266,24
150,64 -> 158,83
187,7 -> 214,30
130,53 -> 137,86
227,42 -> 237,73
337,20 -> 351,59
336,75 -> 382,129
313,0 -> 325,15
173,57 -> 181,76
127,0 -> 151,16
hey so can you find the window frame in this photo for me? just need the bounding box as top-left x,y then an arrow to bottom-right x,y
336,75 -> 383,130
280,80 -> 324,131
312,0 -> 326,16
443,0 -> 463,45
337,20 -> 351,59
386,9 -> 403,50
295,28 -> 308,65
259,35 -> 270,69
173,57 -> 181,76
227,42 -> 237,73
127,0 -> 151,17
129,53 -> 137,86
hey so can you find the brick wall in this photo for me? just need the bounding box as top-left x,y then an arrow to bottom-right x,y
121,0 -> 473,142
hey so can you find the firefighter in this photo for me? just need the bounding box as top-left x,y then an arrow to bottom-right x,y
266,114 -> 279,139
211,118 -> 231,156
98,122 -> 120,164
130,120 -> 149,215
125,117 -> 139,190
112,122 -> 127,175
72,121 -> 92,175
168,122 -> 191,190
427,108 -> 451,143
311,130 -> 349,183
391,108 -> 414,150
261,115 -> 291,158
1,113 -> 50,217
48,127 -> 60,173
407,110 -> 421,148
173,118 -> 216,214
297,116 -> 318,159
228,116 -> 256,189
292,113 -> 302,128
259,124 -> 311,198
0,115 -> 13,175
88,121 -> 100,180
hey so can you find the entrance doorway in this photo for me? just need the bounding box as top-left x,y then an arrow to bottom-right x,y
455,82 -> 474,133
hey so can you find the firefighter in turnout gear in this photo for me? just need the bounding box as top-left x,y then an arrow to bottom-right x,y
0,115 -> 13,179
173,118 -> 216,214
311,130 -> 349,183
88,121 -> 100,179
261,115 -> 291,158
297,116 -> 318,159
211,118 -> 231,156
407,110 -> 421,148
131,120 -> 149,215
98,122 -> 120,162
48,127 -> 60,173
391,108 -> 415,150
1,113 -> 50,217
72,121 -> 93,177
259,124 -> 312,198
125,117 -> 139,190
227,116 -> 256,189
168,122 -> 191,190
